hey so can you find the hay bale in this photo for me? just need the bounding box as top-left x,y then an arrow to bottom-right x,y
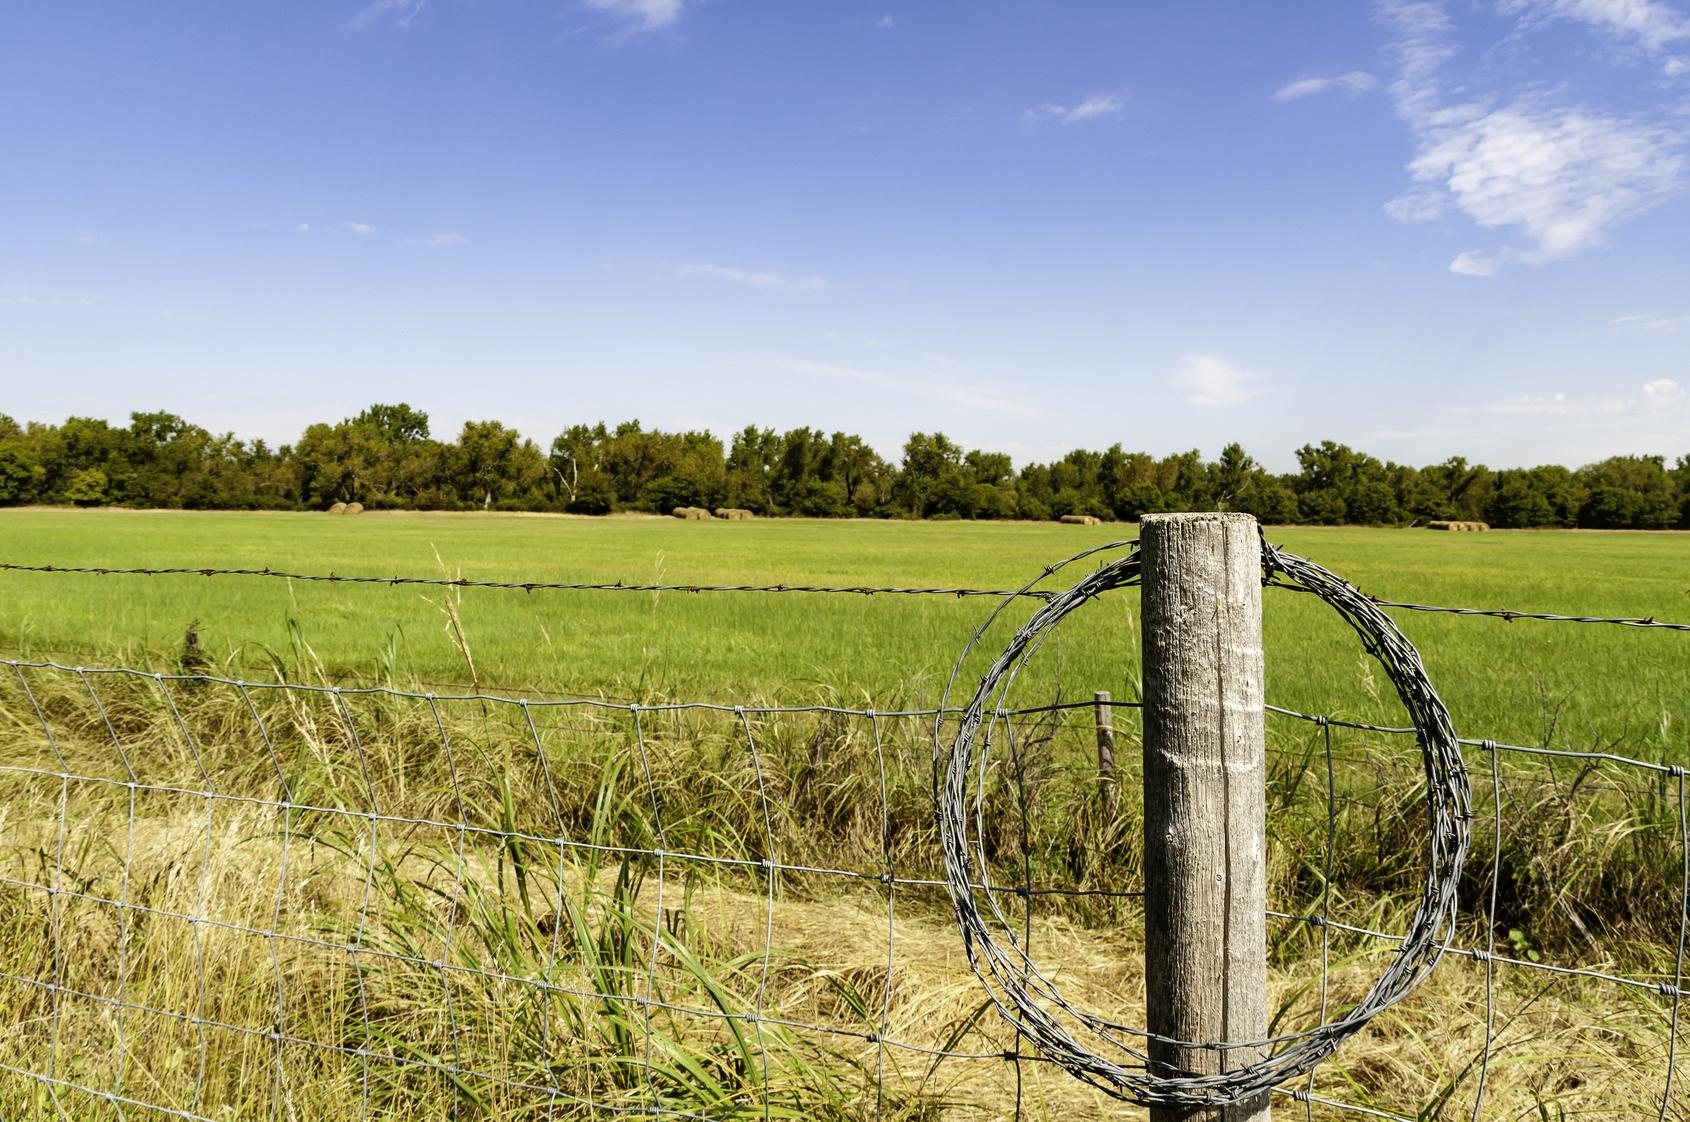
344,501 -> 364,515
1059,514 -> 1100,526
714,507 -> 754,521
327,502 -> 347,515
1427,520 -> 1454,531
672,506 -> 711,520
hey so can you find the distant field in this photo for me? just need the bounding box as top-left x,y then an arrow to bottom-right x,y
0,507 -> 1684,754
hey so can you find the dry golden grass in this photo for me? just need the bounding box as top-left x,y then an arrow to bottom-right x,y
0,803 -> 1681,1120
0,655 -> 1685,1119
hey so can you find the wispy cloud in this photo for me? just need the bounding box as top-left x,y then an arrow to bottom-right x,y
1612,311 -> 1690,332
342,221 -> 376,236
1449,249 -> 1502,276
73,229 -> 97,246
349,0 -> 425,31
1024,90 -> 1129,126
1645,377 -> 1689,413
1502,0 -> 1690,71
1379,0 -> 1688,272
776,358 -> 1038,416
1172,354 -> 1265,408
0,288 -> 96,308
876,14 -> 895,29
1461,390 -> 1628,415
1272,70 -> 1377,101
1457,378 -> 1686,418
581,0 -> 685,34
402,232 -> 467,248
1406,105 -> 1683,264
675,263 -> 827,293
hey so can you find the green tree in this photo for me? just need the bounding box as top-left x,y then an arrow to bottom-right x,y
895,432 -> 966,518
62,466 -> 108,506
451,420 -> 548,509
1577,456 -> 1675,528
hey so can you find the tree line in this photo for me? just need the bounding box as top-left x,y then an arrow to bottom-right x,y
1,405 -> 1685,529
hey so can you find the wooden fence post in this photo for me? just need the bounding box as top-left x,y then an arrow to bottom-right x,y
1140,512 -> 1270,1122
1094,689 -> 1119,822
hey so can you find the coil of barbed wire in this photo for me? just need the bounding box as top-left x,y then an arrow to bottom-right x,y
936,537 -> 1472,1106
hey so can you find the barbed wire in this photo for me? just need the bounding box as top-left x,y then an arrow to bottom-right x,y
8,555 -> 1690,630
937,535 -> 1471,1109
0,561 -> 1057,601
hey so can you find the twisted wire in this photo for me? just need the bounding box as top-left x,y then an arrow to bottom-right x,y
0,561 -> 1055,601
8,556 -> 1690,629
936,537 -> 1472,1107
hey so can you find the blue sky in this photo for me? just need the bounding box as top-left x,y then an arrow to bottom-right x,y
2,0 -> 1687,471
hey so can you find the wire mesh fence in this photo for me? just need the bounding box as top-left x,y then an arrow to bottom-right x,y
0,546 -> 1685,1120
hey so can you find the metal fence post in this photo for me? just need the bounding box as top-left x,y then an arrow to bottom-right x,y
1094,689 -> 1119,822
1141,512 -> 1270,1121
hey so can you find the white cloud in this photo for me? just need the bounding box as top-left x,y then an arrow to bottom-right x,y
1502,0 -> 1690,67
1643,376 -> 1688,414
675,263 -> 827,292
1462,390 -> 1628,415
1024,90 -> 1129,126
297,223 -> 312,233
349,0 -> 425,31
581,0 -> 684,33
73,229 -> 97,246
1172,354 -> 1265,408
777,358 -> 1038,416
1379,0 -> 1688,267
1380,0 -> 1459,125
1383,187 -> 1447,221
1612,311 -> 1690,332
0,288 -> 96,308
1459,380 -> 1684,417
1449,249 -> 1502,275
402,232 -> 467,248
1408,105 -> 1683,263
1272,71 -> 1377,101
343,221 -> 376,236
877,14 -> 895,29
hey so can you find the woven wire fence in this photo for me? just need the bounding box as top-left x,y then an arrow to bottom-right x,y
0,550 -> 1685,1120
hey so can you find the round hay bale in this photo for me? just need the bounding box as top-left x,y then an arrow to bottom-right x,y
328,502 -> 347,515
344,501 -> 364,515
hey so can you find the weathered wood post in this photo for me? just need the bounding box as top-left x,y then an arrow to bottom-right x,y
1094,689 -> 1119,822
1141,512 -> 1270,1122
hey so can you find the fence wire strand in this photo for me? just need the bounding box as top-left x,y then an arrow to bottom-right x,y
8,555 -> 1690,630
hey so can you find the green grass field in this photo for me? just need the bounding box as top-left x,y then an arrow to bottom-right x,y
1,508 -> 1688,1119
1,507 -> 1685,754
